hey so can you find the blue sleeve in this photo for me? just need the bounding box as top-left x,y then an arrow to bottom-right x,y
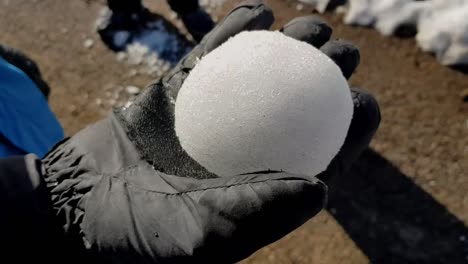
0,57 -> 64,158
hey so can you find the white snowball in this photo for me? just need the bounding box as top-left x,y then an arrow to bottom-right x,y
175,31 -> 353,177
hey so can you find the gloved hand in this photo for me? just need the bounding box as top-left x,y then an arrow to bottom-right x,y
40,1 -> 380,263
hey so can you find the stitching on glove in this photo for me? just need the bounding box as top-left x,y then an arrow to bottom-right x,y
107,171 -> 320,196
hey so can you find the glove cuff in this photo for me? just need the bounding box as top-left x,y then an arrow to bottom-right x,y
0,154 -> 66,261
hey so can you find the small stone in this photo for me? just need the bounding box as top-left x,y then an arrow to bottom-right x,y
161,63 -> 171,72
125,86 -> 140,95
169,11 -> 178,20
335,6 -> 348,14
174,20 -> 184,29
296,3 -> 304,11
84,38 -> 94,49
68,105 -> 78,116
108,99 -> 117,106
95,98 -> 102,106
116,101 -> 127,108
429,180 -> 436,186
461,88 -> 468,103
124,101 -> 133,108
116,52 -> 127,62
129,69 -> 138,77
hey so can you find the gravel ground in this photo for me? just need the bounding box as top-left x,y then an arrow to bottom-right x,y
0,0 -> 466,263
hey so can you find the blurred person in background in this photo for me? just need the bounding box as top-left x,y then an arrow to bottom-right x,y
0,45 -> 64,158
97,0 -> 215,50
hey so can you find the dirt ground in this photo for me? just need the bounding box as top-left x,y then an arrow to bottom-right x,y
1,0 -> 467,263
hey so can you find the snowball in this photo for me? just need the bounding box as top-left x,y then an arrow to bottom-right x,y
175,31 -> 353,177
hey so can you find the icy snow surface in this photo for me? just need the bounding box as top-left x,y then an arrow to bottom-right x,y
416,0 -> 468,66
345,0 -> 428,36
113,19 -> 192,76
345,0 -> 468,66
95,7 -> 192,77
175,31 -> 353,177
300,0 -> 468,66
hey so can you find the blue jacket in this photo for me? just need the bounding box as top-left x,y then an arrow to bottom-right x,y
0,56 -> 64,158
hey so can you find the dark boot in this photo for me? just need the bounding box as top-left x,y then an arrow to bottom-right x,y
96,0 -> 151,51
107,0 -> 143,14
167,0 -> 215,42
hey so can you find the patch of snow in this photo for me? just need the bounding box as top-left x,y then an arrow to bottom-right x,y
84,38 -> 95,49
416,0 -> 468,66
345,0 -> 428,36
296,3 -> 305,11
113,31 -> 131,48
307,0 -> 468,66
125,85 -> 140,95
199,0 -> 227,9
110,19 -> 191,76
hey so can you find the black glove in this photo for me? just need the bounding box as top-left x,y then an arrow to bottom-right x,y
39,1 -> 380,263
0,44 -> 50,98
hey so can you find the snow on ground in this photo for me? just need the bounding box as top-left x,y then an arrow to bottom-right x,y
95,7 -> 192,77
300,0 -> 468,66
119,19 -> 191,66
97,1 -> 229,78
345,0 -> 428,36
416,0 -> 468,66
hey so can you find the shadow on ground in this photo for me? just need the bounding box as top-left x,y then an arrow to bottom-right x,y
450,65 -> 468,75
327,149 -> 468,263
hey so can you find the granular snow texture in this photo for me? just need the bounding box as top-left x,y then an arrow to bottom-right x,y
175,30 -> 353,177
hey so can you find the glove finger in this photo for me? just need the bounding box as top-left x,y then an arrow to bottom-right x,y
318,87 -> 381,184
280,15 -> 332,48
346,87 -> 381,158
202,0 -> 274,53
162,0 -> 274,100
188,172 -> 327,262
320,40 -> 360,79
